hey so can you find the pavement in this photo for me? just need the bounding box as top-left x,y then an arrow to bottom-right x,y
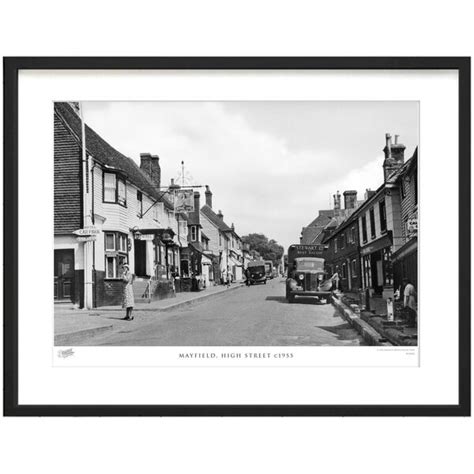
55,277 -> 366,346
55,282 -> 244,345
336,292 -> 418,346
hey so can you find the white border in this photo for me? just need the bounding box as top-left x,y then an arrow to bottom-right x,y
18,69 -> 458,405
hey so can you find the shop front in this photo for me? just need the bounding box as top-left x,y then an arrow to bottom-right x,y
360,232 -> 394,297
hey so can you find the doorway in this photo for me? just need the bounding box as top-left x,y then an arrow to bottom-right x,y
54,249 -> 75,302
134,239 -> 147,276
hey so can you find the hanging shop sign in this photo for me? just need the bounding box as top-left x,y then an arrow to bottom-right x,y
73,225 -> 101,236
174,189 -> 194,213
406,218 -> 418,238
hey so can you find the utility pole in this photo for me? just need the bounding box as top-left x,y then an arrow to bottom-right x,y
80,103 -> 93,310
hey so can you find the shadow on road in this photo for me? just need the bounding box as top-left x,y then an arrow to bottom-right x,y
317,323 -> 360,340
265,296 -> 288,303
265,296 -> 330,305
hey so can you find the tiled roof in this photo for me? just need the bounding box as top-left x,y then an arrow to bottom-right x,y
200,204 -> 232,232
306,209 -> 334,227
54,102 -> 173,208
201,232 -> 210,241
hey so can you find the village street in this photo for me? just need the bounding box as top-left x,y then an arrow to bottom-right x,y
69,278 -> 365,346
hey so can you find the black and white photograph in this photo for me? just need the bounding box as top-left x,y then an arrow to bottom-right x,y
54,100 -> 419,349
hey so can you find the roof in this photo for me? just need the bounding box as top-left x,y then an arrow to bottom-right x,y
200,204 -> 232,232
201,232 -> 210,241
54,102 -> 173,208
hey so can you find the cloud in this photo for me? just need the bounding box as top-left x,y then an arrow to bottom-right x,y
82,101 -> 411,251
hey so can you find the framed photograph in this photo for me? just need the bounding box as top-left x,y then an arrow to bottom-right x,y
4,57 -> 470,416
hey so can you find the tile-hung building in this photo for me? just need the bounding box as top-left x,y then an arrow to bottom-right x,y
54,102 -> 186,307
356,134 -> 412,299
391,148 -> 418,295
322,191 -> 362,292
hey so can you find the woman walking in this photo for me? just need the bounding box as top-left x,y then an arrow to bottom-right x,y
122,264 -> 135,321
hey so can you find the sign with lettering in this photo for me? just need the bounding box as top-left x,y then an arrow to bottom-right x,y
73,226 -> 101,236
406,218 -> 418,238
77,235 -> 97,242
135,234 -> 154,241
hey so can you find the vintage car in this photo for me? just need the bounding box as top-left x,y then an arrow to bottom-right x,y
285,244 -> 332,304
264,260 -> 274,279
246,261 -> 267,285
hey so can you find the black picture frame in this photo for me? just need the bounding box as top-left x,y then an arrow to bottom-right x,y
3,56 -> 471,416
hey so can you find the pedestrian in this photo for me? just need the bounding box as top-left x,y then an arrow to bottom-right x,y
403,278 -> 417,326
226,266 -> 231,287
122,263 -> 135,321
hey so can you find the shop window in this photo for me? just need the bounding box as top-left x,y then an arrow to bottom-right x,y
379,200 -> 387,233
103,172 -> 127,206
369,208 -> 376,239
383,248 -> 393,286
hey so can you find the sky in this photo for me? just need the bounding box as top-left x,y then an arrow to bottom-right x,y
82,101 -> 419,251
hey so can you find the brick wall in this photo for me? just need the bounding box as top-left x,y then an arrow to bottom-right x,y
54,111 -> 83,234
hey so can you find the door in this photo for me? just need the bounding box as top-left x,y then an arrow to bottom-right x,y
134,239 -> 147,276
54,249 -> 75,302
370,251 -> 384,295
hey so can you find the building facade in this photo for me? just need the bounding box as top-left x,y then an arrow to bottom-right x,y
392,148 -> 418,295
54,102 -> 187,308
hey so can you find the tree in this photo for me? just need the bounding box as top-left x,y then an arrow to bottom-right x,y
242,233 -> 284,265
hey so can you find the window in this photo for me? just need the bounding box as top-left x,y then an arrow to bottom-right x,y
103,172 -> 127,206
219,232 -> 222,246
379,200 -> 387,233
342,263 -> 347,279
104,173 -> 116,202
334,237 -> 338,253
369,208 -> 376,239
104,232 -> 129,278
351,259 -> 357,276
351,226 -> 357,244
361,216 -> 368,242
340,233 -> 345,249
137,191 -> 143,217
191,226 -> 197,242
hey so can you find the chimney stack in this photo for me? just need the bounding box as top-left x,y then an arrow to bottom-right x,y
333,191 -> 341,211
383,133 -> 406,182
217,210 -> 224,220
205,185 -> 213,208
365,189 -> 376,200
140,153 -> 161,189
343,190 -> 358,209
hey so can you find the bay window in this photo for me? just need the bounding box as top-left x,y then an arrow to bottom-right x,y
104,231 -> 129,279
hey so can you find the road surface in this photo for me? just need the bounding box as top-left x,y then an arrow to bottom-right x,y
79,278 -> 365,346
